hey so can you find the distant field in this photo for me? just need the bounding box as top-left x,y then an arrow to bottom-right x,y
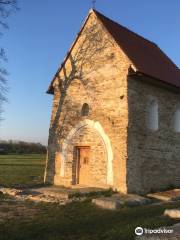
0,154 -> 46,188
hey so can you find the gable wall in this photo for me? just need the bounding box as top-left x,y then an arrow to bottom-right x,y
45,12 -> 132,192
127,77 -> 180,194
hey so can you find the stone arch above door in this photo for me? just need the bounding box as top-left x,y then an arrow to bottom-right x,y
60,119 -> 113,185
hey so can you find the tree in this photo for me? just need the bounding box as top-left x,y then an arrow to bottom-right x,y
0,0 -> 18,120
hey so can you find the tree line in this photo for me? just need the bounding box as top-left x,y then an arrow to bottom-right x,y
0,140 -> 47,154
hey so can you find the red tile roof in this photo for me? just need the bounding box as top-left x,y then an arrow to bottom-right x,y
94,10 -> 180,88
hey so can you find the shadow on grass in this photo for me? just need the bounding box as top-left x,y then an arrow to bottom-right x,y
0,200 -> 179,240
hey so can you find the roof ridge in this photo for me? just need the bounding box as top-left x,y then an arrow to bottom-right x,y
93,9 -> 157,47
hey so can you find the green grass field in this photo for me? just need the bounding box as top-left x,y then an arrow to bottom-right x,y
0,197 -> 180,240
0,154 -> 179,240
0,154 -> 46,187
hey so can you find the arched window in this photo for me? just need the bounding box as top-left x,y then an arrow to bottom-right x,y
147,97 -> 158,131
173,107 -> 180,132
81,103 -> 89,116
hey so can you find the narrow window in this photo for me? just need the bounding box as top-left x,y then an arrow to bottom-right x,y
81,103 -> 89,116
147,97 -> 158,131
173,108 -> 180,132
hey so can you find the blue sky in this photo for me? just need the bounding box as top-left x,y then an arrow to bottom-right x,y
0,0 -> 180,145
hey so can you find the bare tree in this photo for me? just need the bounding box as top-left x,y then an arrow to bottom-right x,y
0,0 -> 18,120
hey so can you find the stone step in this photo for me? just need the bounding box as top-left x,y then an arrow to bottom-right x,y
92,193 -> 151,210
31,186 -> 110,199
30,189 -> 69,200
0,186 -> 112,203
164,209 -> 180,219
92,197 -> 121,210
147,189 -> 180,202
147,193 -> 172,201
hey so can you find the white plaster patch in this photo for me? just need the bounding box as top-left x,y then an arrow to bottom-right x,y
60,119 -> 113,185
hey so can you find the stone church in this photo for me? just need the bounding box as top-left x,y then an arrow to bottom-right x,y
44,9 -> 180,194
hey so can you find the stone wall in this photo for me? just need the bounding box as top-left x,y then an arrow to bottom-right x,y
127,77 -> 180,194
44,11 -> 131,192
55,125 -> 107,188
44,10 -> 180,194
44,10 -> 180,195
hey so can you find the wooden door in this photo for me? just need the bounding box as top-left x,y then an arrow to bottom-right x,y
76,147 -> 90,185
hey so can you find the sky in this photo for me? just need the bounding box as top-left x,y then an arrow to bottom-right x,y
0,0 -> 180,145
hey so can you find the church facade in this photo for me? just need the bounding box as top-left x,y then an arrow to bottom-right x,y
44,9 -> 180,194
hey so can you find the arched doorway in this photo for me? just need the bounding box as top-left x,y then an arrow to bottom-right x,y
60,119 -> 113,186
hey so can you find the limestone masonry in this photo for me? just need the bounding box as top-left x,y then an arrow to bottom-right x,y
44,9 -> 180,194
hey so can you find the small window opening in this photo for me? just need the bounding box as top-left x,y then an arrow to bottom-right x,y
81,103 -> 89,116
173,107 -> 180,133
147,97 -> 158,131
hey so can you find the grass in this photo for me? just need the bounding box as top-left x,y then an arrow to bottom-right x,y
0,200 -> 180,240
0,154 -> 46,188
0,154 -> 179,240
69,188 -> 115,199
